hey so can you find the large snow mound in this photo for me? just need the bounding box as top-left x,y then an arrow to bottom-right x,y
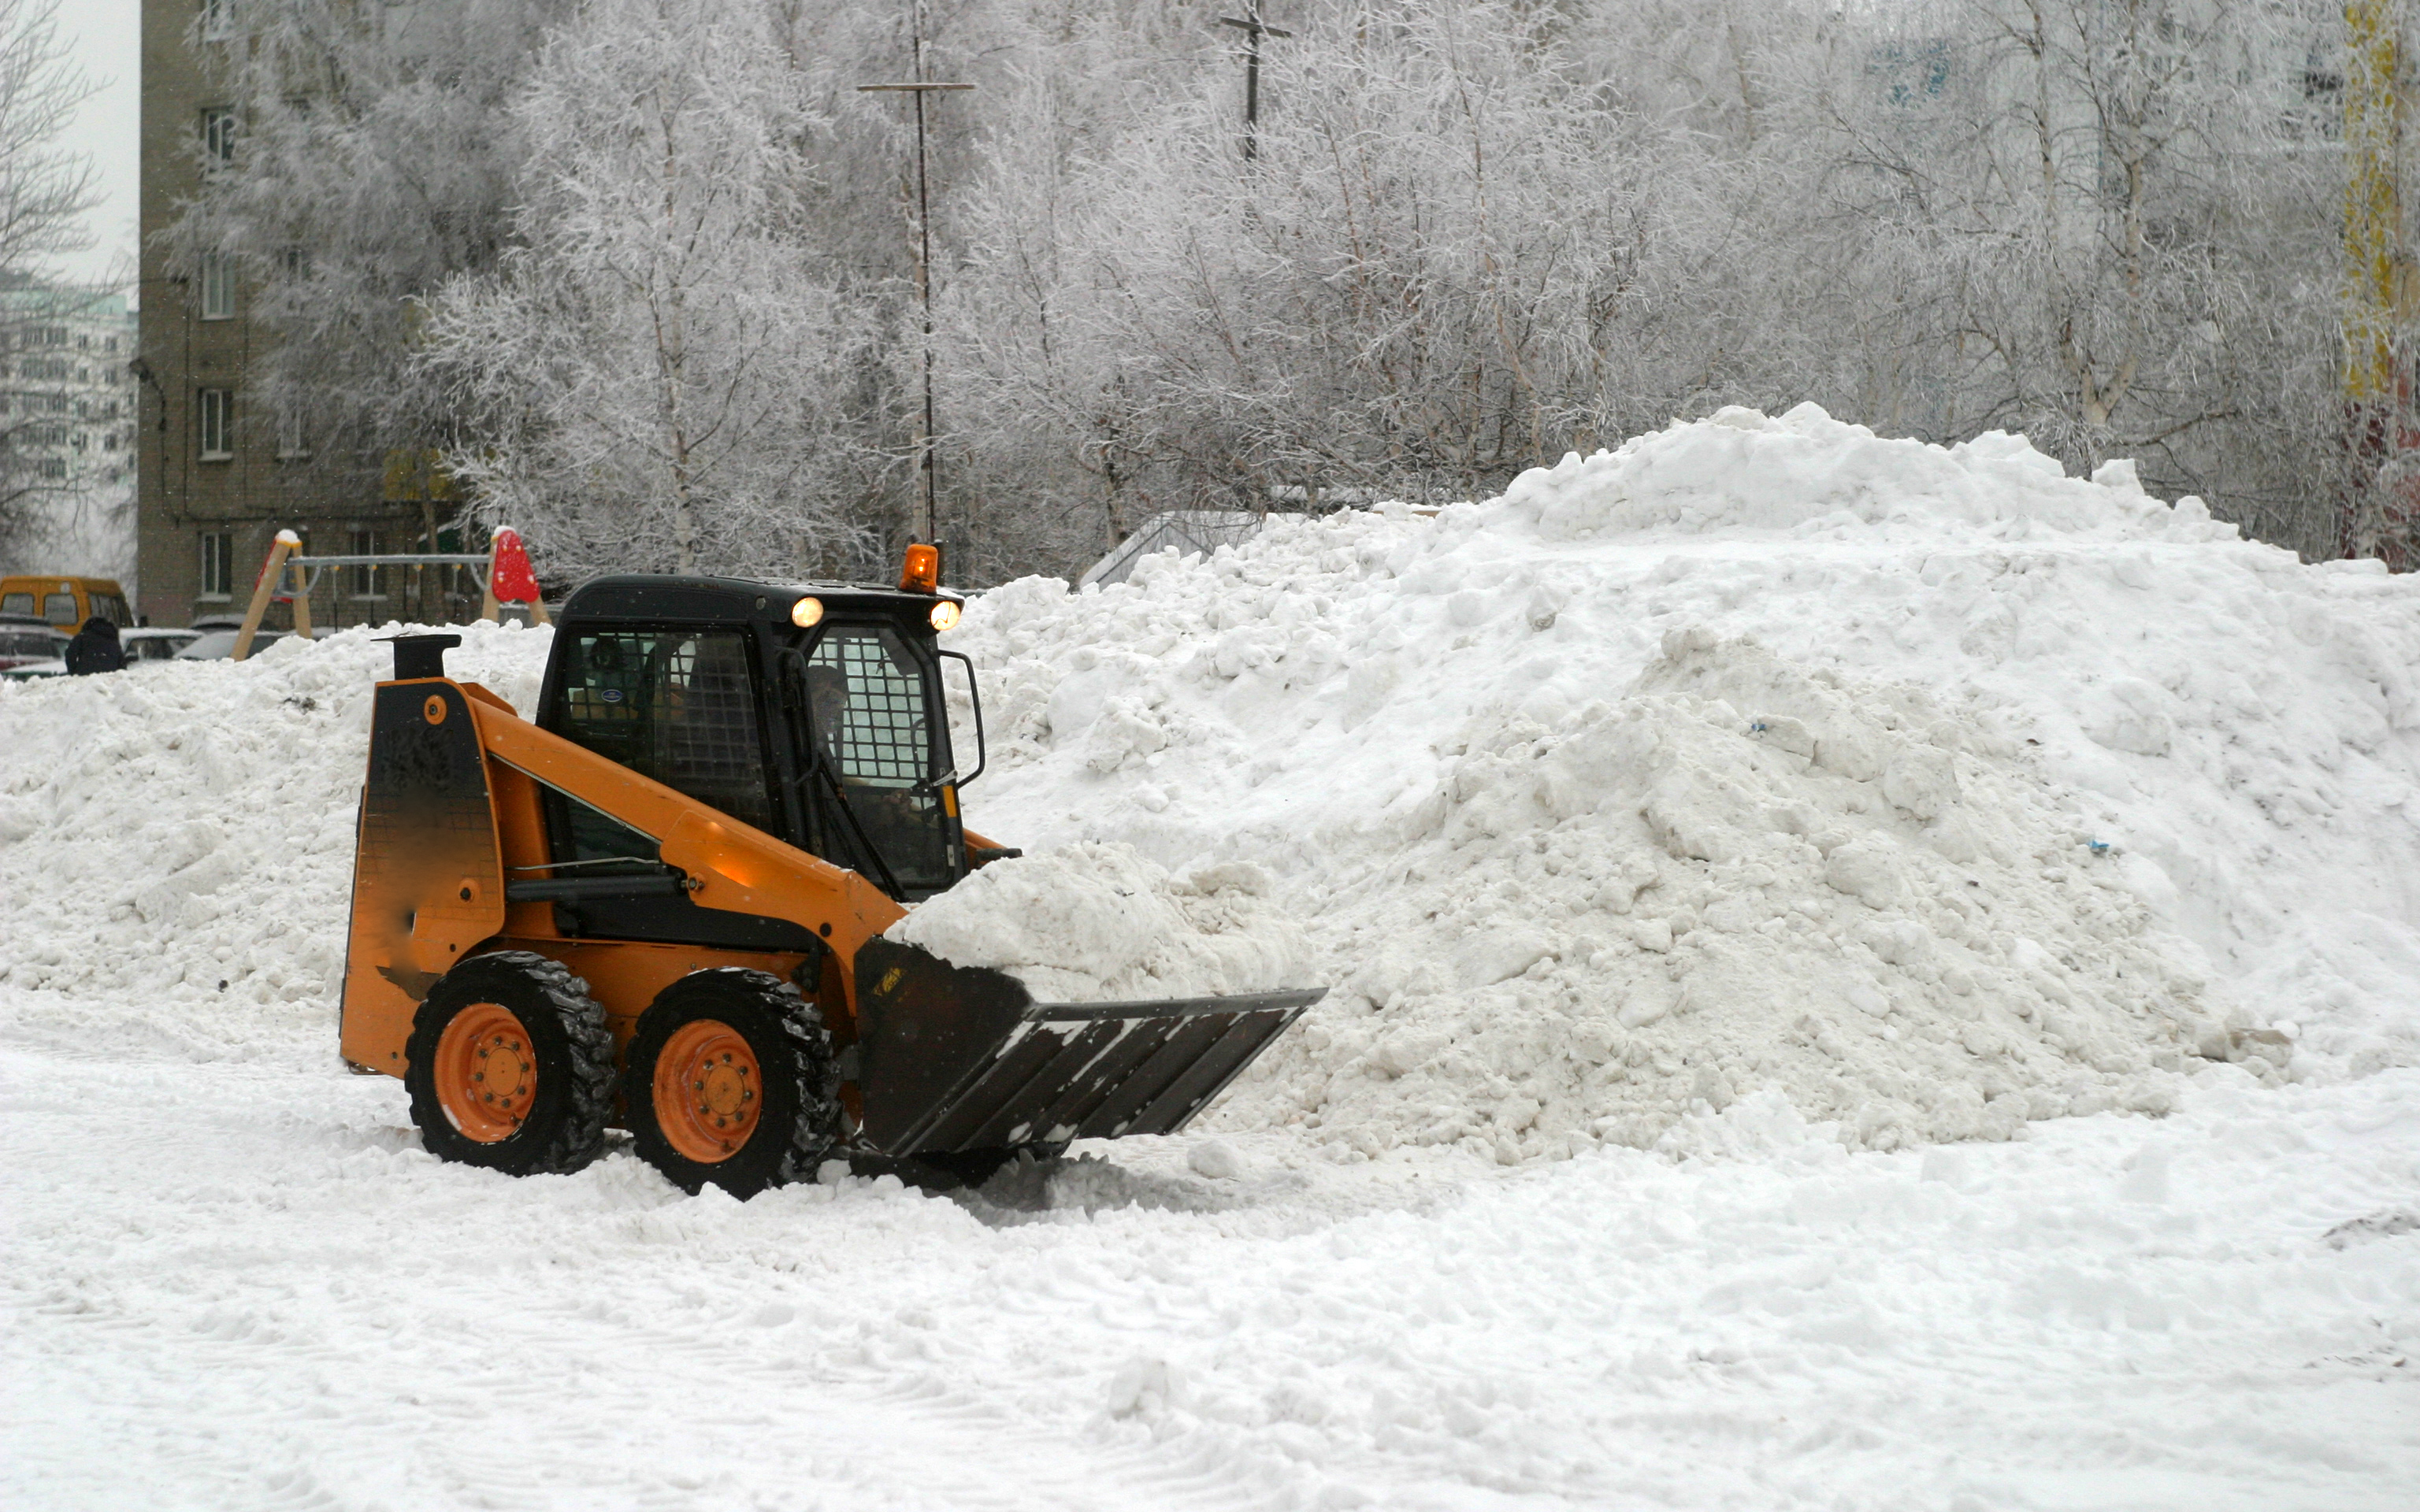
1219,629 -> 2221,1158
6,405 -> 2417,1167
884,842 -> 1312,1002
948,405 -> 2420,1160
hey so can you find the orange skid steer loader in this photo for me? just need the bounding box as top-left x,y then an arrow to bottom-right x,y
340,550 -> 1320,1193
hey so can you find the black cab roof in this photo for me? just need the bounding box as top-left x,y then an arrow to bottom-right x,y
560,574 -> 959,628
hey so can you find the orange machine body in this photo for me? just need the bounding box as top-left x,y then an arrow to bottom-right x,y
339,674 -> 938,1076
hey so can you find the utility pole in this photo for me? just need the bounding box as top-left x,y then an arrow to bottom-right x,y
1218,6 -> 1292,161
860,13 -> 973,547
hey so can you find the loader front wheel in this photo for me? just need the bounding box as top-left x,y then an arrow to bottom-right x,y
406,952 -> 614,1176
627,969 -> 841,1198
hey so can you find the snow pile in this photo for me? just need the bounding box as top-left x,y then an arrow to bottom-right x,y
0,623 -> 551,1063
948,403 -> 2420,1159
1498,402 -> 2246,547
885,843 -> 1312,1002
1220,629 -> 2228,1159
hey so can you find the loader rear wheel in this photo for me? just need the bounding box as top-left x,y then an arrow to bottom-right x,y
627,969 -> 841,1198
406,952 -> 614,1176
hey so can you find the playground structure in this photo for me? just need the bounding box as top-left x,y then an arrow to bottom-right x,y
231,528 -> 549,661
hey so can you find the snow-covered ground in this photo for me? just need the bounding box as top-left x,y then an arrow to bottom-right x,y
4,406 -> 2416,1507
5,1026 -> 2413,1510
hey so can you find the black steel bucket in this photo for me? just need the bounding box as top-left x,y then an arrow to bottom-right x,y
852,936 -> 1323,1156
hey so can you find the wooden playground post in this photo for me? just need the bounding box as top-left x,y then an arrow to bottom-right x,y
232,530 -> 302,662
289,566 -> 314,642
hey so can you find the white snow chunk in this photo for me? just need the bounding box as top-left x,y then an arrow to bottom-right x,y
882,842 -> 1314,1003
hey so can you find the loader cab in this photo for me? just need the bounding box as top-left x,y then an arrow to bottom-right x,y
536,574 -> 971,943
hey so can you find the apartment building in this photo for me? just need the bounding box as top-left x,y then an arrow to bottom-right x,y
0,283 -> 140,582
133,0 -> 454,630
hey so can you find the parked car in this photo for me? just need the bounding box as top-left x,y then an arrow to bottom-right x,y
1,657 -> 66,681
175,628 -> 295,661
121,627 -> 202,662
0,615 -> 70,673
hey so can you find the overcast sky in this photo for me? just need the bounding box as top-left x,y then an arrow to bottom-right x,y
54,0 -> 141,293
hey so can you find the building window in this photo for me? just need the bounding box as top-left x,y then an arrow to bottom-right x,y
200,252 -> 235,319
201,108 -> 236,174
349,528 -> 384,598
276,406 -> 306,459
198,388 -> 232,460
201,0 -> 236,40
38,458 -> 65,479
105,335 -> 117,354
200,532 -> 234,598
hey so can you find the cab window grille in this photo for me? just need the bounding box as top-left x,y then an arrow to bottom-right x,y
552,629 -> 773,832
809,629 -> 930,785
800,625 -> 956,897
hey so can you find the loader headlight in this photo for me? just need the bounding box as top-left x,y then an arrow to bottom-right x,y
791,596 -> 824,628
929,598 -> 962,632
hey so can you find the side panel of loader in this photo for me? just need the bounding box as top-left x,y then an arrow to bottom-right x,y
487,935 -> 814,1043
340,680 -> 508,1074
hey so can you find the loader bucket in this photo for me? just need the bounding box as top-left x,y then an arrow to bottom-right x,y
852,937 -> 1323,1157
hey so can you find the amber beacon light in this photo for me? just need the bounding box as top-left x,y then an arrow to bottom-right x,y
898,543 -> 941,594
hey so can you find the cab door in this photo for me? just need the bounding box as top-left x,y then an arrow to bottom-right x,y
537,623 -> 818,951
781,621 -> 965,902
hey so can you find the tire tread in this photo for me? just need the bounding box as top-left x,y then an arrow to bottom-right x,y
404,951 -> 614,1175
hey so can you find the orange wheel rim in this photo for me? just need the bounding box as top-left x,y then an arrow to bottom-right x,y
434,1002 -> 538,1143
654,1018 -> 762,1164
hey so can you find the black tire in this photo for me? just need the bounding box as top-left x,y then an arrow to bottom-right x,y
405,951 -> 614,1176
625,968 -> 842,1198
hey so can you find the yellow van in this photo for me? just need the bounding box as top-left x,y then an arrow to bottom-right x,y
0,576 -> 132,630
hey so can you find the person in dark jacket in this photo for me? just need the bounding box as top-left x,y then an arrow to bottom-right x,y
64,616 -> 125,675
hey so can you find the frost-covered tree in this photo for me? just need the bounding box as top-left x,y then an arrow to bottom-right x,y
418,0 -> 885,578
945,2 -> 1761,526
161,0 -> 566,516
1791,0 -> 2341,547
945,0 -> 2344,563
